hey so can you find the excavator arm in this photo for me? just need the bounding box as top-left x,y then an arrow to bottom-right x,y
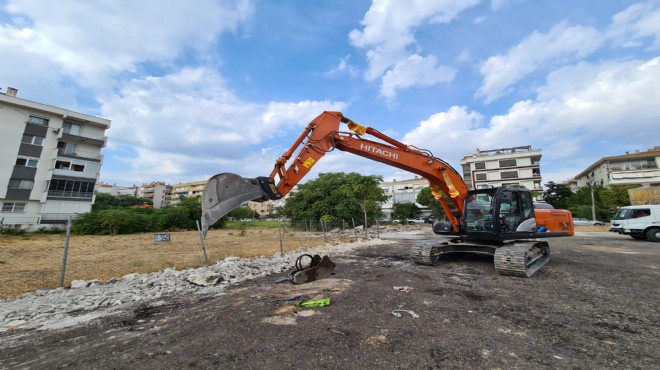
201,111 -> 468,235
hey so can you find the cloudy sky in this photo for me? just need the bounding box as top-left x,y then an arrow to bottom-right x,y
1,0 -> 659,187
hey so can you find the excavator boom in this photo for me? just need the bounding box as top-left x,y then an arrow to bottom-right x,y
201,111 -> 573,277
201,111 -> 467,235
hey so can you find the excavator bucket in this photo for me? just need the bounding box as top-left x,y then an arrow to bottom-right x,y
201,173 -> 267,237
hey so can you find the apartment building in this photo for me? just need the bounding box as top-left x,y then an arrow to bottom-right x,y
378,177 -> 431,220
96,182 -> 137,196
170,180 -> 207,204
460,146 -> 543,194
573,147 -> 660,188
137,182 -> 172,209
0,87 -> 109,229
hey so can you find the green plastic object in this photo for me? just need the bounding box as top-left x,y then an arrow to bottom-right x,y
295,298 -> 331,307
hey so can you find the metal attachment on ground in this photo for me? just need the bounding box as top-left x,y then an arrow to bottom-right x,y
410,244 -> 441,265
289,254 -> 336,284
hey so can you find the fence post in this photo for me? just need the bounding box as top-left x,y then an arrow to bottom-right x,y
352,218 -> 358,242
320,218 -> 327,243
195,220 -> 209,266
278,218 -> 284,256
59,216 -> 72,288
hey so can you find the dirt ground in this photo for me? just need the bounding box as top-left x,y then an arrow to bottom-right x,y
1,229 -> 658,369
0,227 -> 357,299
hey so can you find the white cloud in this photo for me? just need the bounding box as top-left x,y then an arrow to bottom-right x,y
402,106 -> 486,169
0,0 -> 254,90
477,22 -> 604,103
608,1 -> 660,49
398,57 -> 660,184
100,67 -> 348,183
380,54 -> 457,100
349,0 -> 479,97
489,0 -> 523,11
326,55 -> 360,78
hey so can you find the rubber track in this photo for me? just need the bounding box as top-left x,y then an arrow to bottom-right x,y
410,244 -> 440,265
494,241 -> 549,277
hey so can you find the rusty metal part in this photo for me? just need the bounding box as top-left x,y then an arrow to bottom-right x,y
493,241 -> 550,277
290,255 -> 336,284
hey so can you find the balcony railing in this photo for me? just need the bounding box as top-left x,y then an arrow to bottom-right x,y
47,190 -> 94,199
1,216 -> 40,225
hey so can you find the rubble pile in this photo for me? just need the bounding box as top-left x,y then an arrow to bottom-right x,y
0,238 -> 396,333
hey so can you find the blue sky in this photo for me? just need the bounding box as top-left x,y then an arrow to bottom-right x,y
1,0 -> 659,187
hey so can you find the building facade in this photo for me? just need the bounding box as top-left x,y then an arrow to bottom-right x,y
573,147 -> 660,188
378,177 -> 431,220
170,180 -> 208,204
0,88 -> 110,229
137,182 -> 172,209
460,146 -> 543,194
96,182 -> 137,196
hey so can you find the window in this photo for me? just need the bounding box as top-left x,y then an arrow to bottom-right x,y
2,202 -> 26,212
21,134 -> 45,146
499,159 -> 517,168
57,141 -> 76,155
475,173 -> 487,181
55,160 -> 71,170
474,162 -> 486,170
48,179 -> 95,198
27,115 -> 49,126
15,157 -> 39,167
63,121 -> 82,135
8,179 -> 34,189
500,171 -> 518,179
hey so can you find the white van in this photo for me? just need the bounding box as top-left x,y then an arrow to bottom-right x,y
609,204 -> 660,242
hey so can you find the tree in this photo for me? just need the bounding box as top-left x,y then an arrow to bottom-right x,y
416,186 -> 455,219
392,202 -> 419,223
543,181 -> 573,209
282,172 -> 387,227
92,193 -> 152,211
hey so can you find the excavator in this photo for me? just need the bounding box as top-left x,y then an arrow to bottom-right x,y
201,111 -> 574,277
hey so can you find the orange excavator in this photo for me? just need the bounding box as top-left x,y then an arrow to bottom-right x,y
201,112 -> 573,277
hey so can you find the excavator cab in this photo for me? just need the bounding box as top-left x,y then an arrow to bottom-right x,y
463,187 -> 537,240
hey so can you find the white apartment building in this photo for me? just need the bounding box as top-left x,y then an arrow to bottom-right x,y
460,146 -> 543,194
573,147 -> 660,188
137,182 -> 172,209
96,182 -> 137,196
0,87 -> 110,229
378,177 -> 431,220
170,180 -> 207,204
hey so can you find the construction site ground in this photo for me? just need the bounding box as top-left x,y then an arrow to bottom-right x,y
1,228 -> 659,369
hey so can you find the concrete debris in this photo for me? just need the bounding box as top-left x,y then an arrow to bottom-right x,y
185,273 -> 224,287
70,280 -> 89,289
0,238 -> 396,333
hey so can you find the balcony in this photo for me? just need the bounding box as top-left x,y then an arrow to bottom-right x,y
61,128 -> 107,147
47,190 -> 94,199
57,149 -> 102,161
53,168 -> 98,179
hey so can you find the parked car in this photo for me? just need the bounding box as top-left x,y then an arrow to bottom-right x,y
407,217 -> 427,224
572,218 -> 605,226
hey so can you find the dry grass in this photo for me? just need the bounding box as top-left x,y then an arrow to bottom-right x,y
0,228 -> 354,299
